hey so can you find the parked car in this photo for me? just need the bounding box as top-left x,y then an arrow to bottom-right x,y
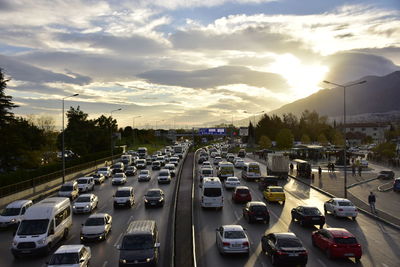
324,198 -> 358,220
216,225 -> 249,255
76,177 -> 95,192
113,187 -> 135,208
312,228 -> 362,261
291,206 -> 325,228
378,170 -> 395,180
80,213 -> 112,242
224,176 -> 240,189
232,186 -> 252,203
47,245 -> 91,267
263,186 -> 285,204
125,166 -> 137,176
92,173 -> 105,184
242,201 -> 269,223
73,194 -> 98,214
138,169 -> 151,182
112,173 -> 127,185
144,188 -> 165,208
261,232 -> 308,266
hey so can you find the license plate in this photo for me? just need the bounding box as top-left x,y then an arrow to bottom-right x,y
21,250 -> 31,253
345,213 -> 353,216
288,253 -> 298,256
151,203 -> 156,205
344,253 -> 354,256
232,244 -> 241,247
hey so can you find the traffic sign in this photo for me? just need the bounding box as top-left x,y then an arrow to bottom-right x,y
199,128 -> 226,135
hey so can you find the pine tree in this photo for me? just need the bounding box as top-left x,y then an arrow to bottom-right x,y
0,68 -> 18,128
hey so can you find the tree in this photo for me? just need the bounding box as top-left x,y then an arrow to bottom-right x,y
332,130 -> 345,146
276,128 -> 294,149
259,135 -> 272,149
0,69 -> 18,127
372,142 -> 396,160
317,133 -> 328,146
301,134 -> 311,144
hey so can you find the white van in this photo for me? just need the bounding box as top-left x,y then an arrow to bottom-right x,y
76,177 -> 95,193
11,197 -> 72,257
242,162 -> 261,181
0,200 -> 33,228
58,181 -> 79,200
201,177 -> 223,209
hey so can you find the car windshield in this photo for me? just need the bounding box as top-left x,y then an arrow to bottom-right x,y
334,237 -> 358,244
159,171 -> 169,176
277,238 -> 302,247
114,174 -> 124,178
251,206 -> 267,212
85,217 -> 105,226
249,166 -> 260,173
17,219 -> 49,235
204,188 -> 221,197
76,197 -> 91,203
236,189 -> 249,194
202,170 -> 213,174
60,185 -> 73,191
147,190 -> 161,197
49,253 -> 79,265
140,170 -> 149,175
338,201 -> 353,206
1,207 -> 20,216
227,178 -> 238,182
77,179 -> 88,184
224,230 -> 245,239
303,207 -> 321,215
270,188 -> 283,192
99,168 -> 108,171
116,191 -> 131,197
121,234 -> 154,250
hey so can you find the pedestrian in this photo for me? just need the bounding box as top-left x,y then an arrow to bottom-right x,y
368,191 -> 376,213
327,163 -> 331,172
358,165 -> 362,176
352,165 -> 356,176
331,163 -> 335,172
318,166 -> 322,176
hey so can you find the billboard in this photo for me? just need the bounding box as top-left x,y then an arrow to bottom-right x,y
199,128 -> 226,135
239,127 -> 249,136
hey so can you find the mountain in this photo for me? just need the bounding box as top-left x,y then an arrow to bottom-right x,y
270,71 -> 400,121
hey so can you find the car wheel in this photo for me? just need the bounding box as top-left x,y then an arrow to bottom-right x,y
333,211 -> 337,217
352,216 -> 357,221
326,249 -> 333,259
324,206 -> 327,214
320,224 -> 324,229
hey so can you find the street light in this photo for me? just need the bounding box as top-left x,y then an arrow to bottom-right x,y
323,80 -> 366,198
62,93 -> 79,184
110,108 -> 122,165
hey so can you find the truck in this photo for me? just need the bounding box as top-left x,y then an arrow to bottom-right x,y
173,145 -> 184,158
267,154 -> 289,178
137,147 -> 147,159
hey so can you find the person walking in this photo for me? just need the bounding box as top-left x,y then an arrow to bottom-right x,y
318,166 -> 322,176
290,163 -> 294,173
358,165 -> 362,176
331,163 -> 335,172
352,164 -> 356,176
368,192 -> 376,213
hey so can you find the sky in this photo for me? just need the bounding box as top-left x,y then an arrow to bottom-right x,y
0,0 -> 399,129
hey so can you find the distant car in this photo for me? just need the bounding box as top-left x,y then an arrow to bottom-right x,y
169,156 -> 179,166
378,170 -> 395,180
261,233 -> 308,266
96,166 -> 112,178
138,169 -> 151,182
112,162 -> 125,174
112,173 -> 127,185
58,181 -> 79,200
324,198 -> 357,220
136,159 -> 147,169
263,186 -> 285,204
76,177 -> 95,192
152,160 -> 161,170
201,161 -> 212,168
214,156 -> 223,165
80,213 -> 112,242
158,169 -> 171,184
312,228 -> 362,261
232,186 -> 252,203
238,149 -> 246,158
92,173 -> 105,184
234,159 -> 246,168
224,176 -> 240,189
47,245 -> 91,267
243,201 -> 269,223
216,225 -> 249,255
125,166 -> 137,176
394,178 -> 400,192
164,163 -> 176,177
73,194 -> 98,214
360,159 -> 368,168
144,188 -> 165,208
113,187 -> 135,208
291,206 -> 325,228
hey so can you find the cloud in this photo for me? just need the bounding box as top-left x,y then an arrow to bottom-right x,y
139,65 -> 289,90
323,52 -> 400,84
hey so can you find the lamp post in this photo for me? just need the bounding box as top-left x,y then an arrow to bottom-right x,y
110,108 -> 122,165
62,93 -> 79,184
323,80 -> 366,198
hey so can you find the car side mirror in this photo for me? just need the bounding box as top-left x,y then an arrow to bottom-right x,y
154,243 -> 160,248
80,259 -> 85,263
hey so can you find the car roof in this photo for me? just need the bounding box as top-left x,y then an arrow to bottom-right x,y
77,177 -> 92,180
88,213 -> 108,218
226,176 -> 238,179
331,198 -> 350,201
235,186 -> 249,190
63,181 -> 76,185
6,200 -> 32,208
273,232 -> 297,239
54,245 -> 84,254
325,228 -> 354,237
117,186 -> 133,191
248,201 -> 266,206
78,194 -> 94,198
147,188 -> 162,192
267,186 -> 283,189
222,225 -> 244,231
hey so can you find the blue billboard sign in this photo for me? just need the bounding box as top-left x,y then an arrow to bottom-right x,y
199,128 -> 226,135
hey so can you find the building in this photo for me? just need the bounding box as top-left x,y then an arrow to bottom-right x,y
342,123 -> 390,144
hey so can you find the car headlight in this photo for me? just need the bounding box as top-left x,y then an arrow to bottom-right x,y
73,205 -> 76,209
120,259 -> 127,263
10,218 -> 16,223
158,198 -> 163,202
146,258 -> 153,262
37,237 -> 46,245
85,205 -> 89,209
144,199 -> 148,202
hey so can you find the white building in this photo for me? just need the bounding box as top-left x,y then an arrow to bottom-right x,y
343,123 -> 390,144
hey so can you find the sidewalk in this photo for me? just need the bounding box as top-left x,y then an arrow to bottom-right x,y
248,154 -> 400,228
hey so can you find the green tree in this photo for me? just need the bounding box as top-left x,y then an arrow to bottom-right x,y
333,130 -> 345,146
317,133 -> 328,146
259,135 -> 272,149
372,142 -> 396,160
0,69 -> 18,127
301,134 -> 311,144
276,128 -> 294,149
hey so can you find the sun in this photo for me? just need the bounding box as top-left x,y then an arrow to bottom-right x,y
269,54 -> 329,100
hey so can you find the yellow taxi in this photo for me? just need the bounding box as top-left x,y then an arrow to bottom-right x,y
263,186 -> 285,204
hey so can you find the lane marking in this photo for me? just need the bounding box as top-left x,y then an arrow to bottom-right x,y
233,210 -> 240,221
317,258 -> 328,267
102,261 -> 108,267
382,263 -> 389,267
113,232 -> 123,247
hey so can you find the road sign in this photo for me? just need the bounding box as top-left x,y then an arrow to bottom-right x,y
199,128 -> 226,135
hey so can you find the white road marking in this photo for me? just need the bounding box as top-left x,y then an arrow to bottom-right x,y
113,232 -> 123,247
102,261 -> 108,267
317,258 -> 328,267
67,234 -> 75,241
233,210 -> 240,221
382,263 -> 389,267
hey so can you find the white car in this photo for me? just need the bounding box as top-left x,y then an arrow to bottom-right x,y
96,166 -> 112,178
138,170 -> 151,182
169,157 -> 179,166
158,169 -> 171,184
224,177 -> 241,189
202,161 -> 212,168
112,173 -> 127,185
113,187 -> 135,208
216,225 -> 249,255
214,156 -> 223,165
0,200 -> 33,228
234,159 -> 246,168
73,194 -> 98,214
48,245 -> 91,267
76,177 -> 95,192
80,213 -> 112,242
92,173 -> 105,184
324,198 -> 358,220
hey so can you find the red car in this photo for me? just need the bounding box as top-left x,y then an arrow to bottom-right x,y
232,186 -> 252,203
312,228 -> 362,262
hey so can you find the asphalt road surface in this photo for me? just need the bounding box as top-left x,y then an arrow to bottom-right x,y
0,157 -> 185,267
193,155 -> 400,267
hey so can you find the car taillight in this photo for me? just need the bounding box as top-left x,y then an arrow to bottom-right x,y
338,209 -> 343,211
331,243 -> 338,248
300,251 -> 308,255
222,242 -> 230,247
277,250 -> 288,255
356,244 -> 361,247
243,241 -> 249,247
248,211 -> 254,215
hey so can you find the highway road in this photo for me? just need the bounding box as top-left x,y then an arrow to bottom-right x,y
193,154 -> 400,267
0,154 -> 186,267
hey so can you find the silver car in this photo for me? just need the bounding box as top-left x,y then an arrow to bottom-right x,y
73,194 -> 99,214
216,225 -> 249,255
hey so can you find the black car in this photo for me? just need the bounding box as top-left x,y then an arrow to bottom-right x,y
152,161 -> 161,170
258,176 -> 279,191
291,206 -> 325,228
144,189 -> 165,208
243,201 -> 269,223
261,233 -> 308,266
378,170 -> 395,180
125,166 -> 137,176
